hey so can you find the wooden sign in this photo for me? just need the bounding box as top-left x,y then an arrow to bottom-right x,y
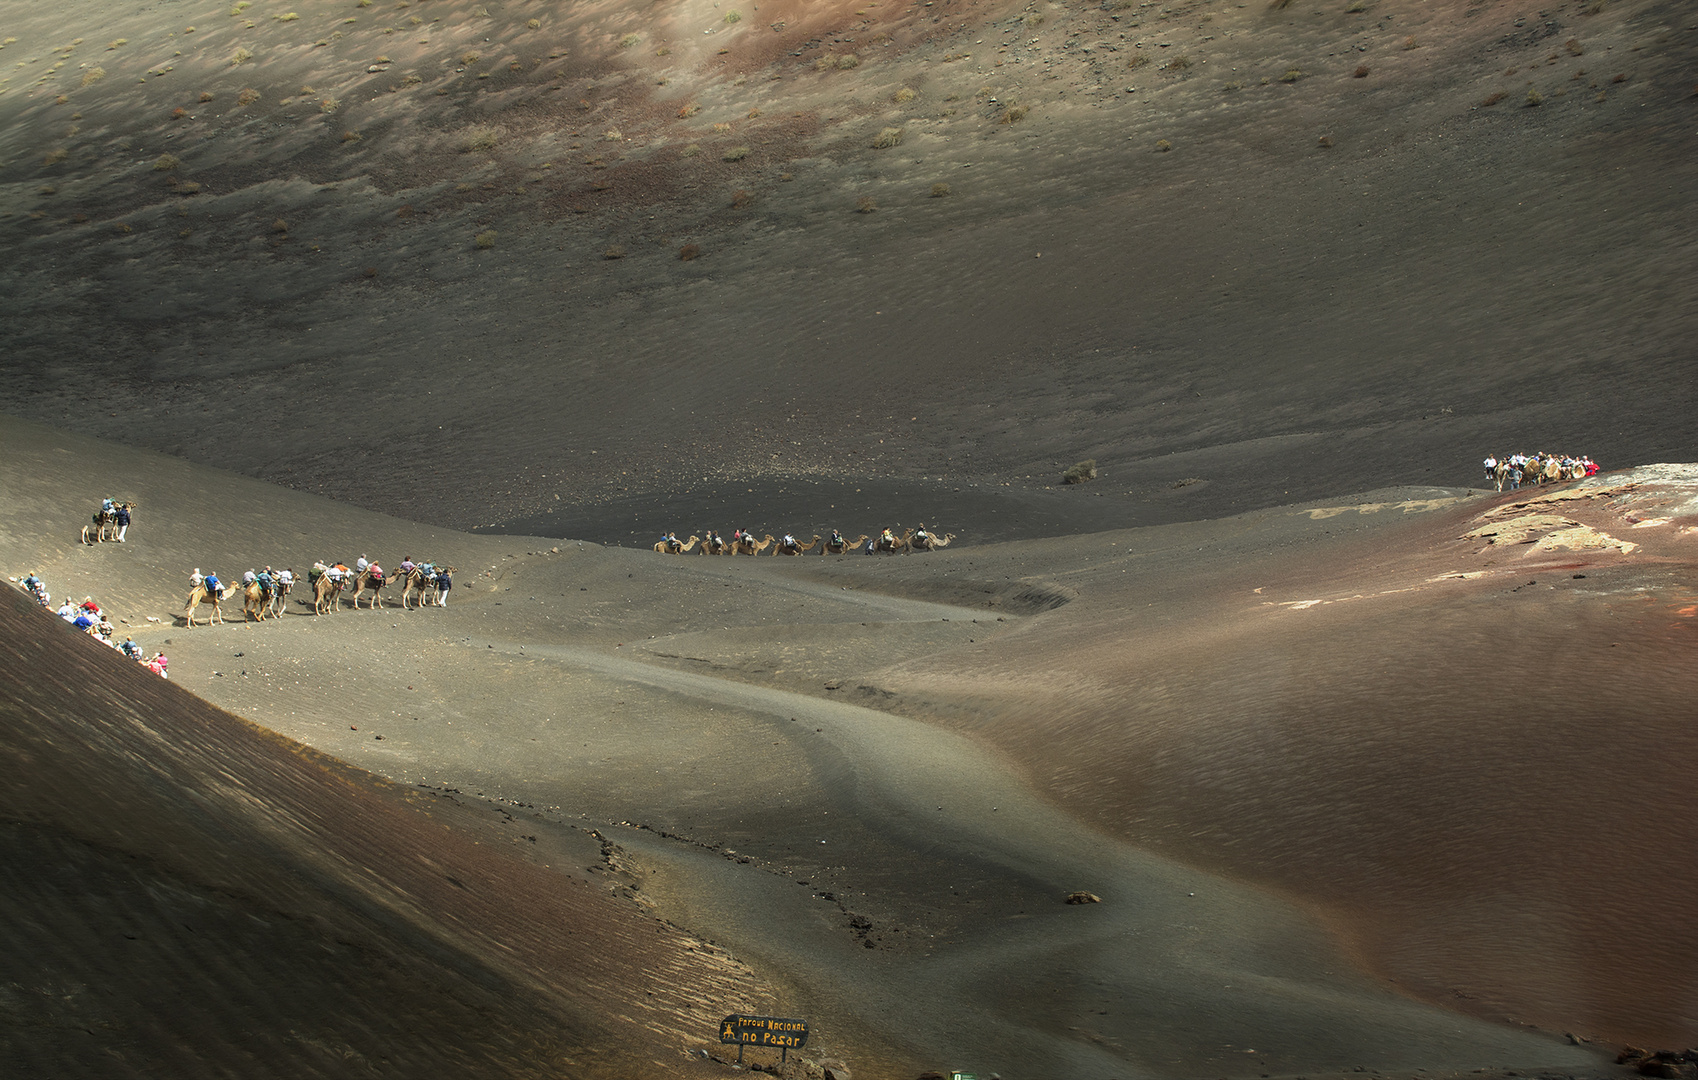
719,1014 -> 809,1049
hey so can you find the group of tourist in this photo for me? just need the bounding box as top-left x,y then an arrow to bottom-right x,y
308,555 -> 453,607
19,573 -> 168,677
1483,452 -> 1598,491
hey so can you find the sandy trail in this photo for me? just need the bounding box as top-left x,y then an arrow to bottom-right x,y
466,636 -> 1595,1078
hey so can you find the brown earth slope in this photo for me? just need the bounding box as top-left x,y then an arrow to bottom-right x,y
0,586 -> 769,1079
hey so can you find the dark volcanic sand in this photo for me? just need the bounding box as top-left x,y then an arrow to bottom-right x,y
2,0 -> 1697,1073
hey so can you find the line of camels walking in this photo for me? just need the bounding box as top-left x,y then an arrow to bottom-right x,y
653,526 -> 955,556
182,561 -> 456,627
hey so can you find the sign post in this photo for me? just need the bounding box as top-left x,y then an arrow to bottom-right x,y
718,1014 -> 809,1066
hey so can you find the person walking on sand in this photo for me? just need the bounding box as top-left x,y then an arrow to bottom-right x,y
114,502 -> 131,541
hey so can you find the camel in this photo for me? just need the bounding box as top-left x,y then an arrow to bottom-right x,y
311,569 -> 346,615
183,584 -> 227,627
909,528 -> 956,552
347,567 -> 389,609
731,533 -> 774,556
81,502 -> 135,544
698,532 -> 730,555
652,534 -> 699,554
821,533 -> 869,555
397,565 -> 449,608
240,581 -> 275,622
873,528 -> 914,554
269,578 -> 293,618
772,534 -> 821,556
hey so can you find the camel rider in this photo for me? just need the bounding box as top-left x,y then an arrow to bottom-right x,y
147,653 -> 168,678
830,529 -> 843,548
204,571 -> 222,596
255,568 -> 273,594
278,568 -> 294,590
120,637 -> 142,660
915,524 -> 930,544
368,563 -> 383,583
242,570 -> 257,587
356,555 -> 369,575
782,533 -> 797,550
400,557 -> 415,576
102,497 -> 115,514
191,568 -> 204,591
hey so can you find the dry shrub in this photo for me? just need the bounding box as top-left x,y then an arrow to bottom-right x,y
681,143 -> 702,157
1155,138 -> 1172,152
237,87 -> 260,104
341,130 -> 361,142
527,18 -> 541,29
1280,67 -> 1307,82
1481,91 -> 1506,105
1611,72 -> 1626,83
274,11 -> 299,21
1165,55 -> 1192,71
1565,37 -> 1583,55
1402,35 -> 1417,50
872,126 -> 904,147
893,86 -> 916,103
930,182 -> 950,197
679,243 -> 701,260
396,204 -> 413,218
231,46 -> 252,65
462,127 -> 500,153
724,10 -> 741,22
44,148 -> 68,165
154,153 -> 180,170
1062,460 -> 1098,484
678,102 -> 699,117
747,107 -> 761,118
1024,12 -> 1044,26
711,121 -> 733,133
1347,0 -> 1367,10
107,38 -> 127,49
1317,135 -> 1333,147
855,195 -> 877,213
320,97 -> 338,113
272,218 -> 288,233
171,107 -> 188,119
836,53 -> 860,69
230,0 -> 250,12
1128,53 -> 1150,69
1525,88 -> 1543,106
461,51 -> 481,65
1000,104 -> 1028,124
603,245 -> 625,259
81,67 -> 106,86
1353,64 -> 1369,78
199,90 -> 215,102
474,230 -> 497,248
723,146 -> 749,161
603,128 -> 623,141
114,222 -> 132,234
174,181 -> 201,195
618,33 -> 640,49
730,189 -> 752,208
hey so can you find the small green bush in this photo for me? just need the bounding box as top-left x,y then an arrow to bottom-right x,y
723,145 -> 749,161
474,230 -> 497,248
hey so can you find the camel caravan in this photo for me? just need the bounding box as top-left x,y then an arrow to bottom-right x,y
653,525 -> 955,556
181,557 -> 454,627
1484,453 -> 1598,492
